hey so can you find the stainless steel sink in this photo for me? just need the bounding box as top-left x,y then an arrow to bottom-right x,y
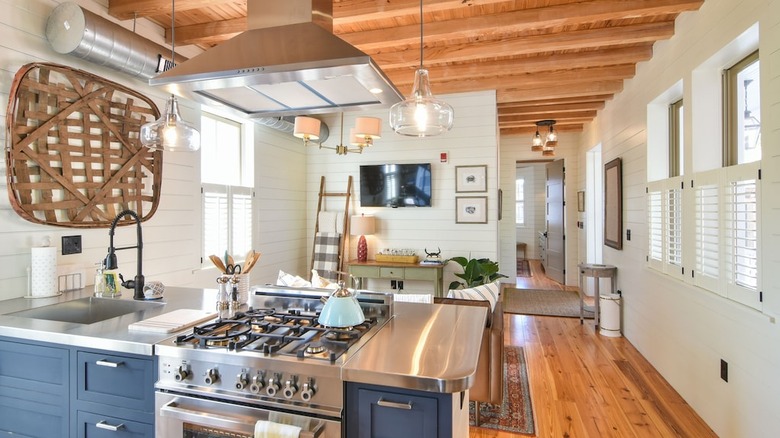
8,297 -> 163,324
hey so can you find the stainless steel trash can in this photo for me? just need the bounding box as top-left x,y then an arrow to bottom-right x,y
599,293 -> 622,337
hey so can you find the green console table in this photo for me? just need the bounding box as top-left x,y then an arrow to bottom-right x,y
347,260 -> 445,297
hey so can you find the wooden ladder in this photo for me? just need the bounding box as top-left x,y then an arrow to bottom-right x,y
310,175 -> 352,277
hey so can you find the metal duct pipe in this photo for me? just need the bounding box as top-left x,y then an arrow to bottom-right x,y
45,2 -> 176,79
43,2 -> 329,138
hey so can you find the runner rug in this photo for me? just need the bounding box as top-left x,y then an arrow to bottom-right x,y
469,346 -> 535,435
503,288 -> 594,319
516,259 -> 532,277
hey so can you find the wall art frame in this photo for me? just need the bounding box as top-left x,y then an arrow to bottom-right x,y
604,157 -> 623,250
455,165 -> 487,192
456,196 -> 488,224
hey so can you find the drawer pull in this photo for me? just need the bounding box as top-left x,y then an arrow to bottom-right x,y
96,359 -> 124,368
96,420 -> 125,431
377,398 -> 412,410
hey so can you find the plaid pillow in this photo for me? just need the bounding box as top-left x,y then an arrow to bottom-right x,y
447,280 -> 500,311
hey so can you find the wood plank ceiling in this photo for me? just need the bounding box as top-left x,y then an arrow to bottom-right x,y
108,0 -> 703,136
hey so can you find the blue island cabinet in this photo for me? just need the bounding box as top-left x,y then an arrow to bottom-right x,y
0,336 -> 155,437
345,382 -> 469,438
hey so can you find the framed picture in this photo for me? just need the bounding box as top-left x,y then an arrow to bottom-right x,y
456,196 -> 488,224
604,158 -> 623,250
577,190 -> 585,212
455,165 -> 487,192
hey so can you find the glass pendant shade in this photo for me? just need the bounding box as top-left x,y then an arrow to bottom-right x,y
140,95 -> 201,152
389,68 -> 454,137
546,126 -> 558,146
293,116 -> 321,145
531,130 -> 543,151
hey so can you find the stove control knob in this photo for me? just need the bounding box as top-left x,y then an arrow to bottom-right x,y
204,368 -> 220,385
235,372 -> 249,390
300,380 -> 316,402
266,374 -> 281,397
249,374 -> 265,393
173,366 -> 190,382
282,378 -> 299,399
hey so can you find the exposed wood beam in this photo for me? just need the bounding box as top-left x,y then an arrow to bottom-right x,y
108,0 -> 235,21
333,0 -> 518,24
424,65 -> 634,95
501,124 -> 585,135
501,117 -> 594,128
498,102 -> 606,116
168,17 -> 246,46
370,22 -> 675,69
499,111 -> 599,123
385,46 -> 652,87
498,95 -> 615,107
497,81 -> 624,103
339,0 -> 703,51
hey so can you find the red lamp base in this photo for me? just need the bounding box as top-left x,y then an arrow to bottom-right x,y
357,235 -> 368,262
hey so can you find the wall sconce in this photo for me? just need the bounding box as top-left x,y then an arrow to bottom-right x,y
350,214 -> 376,263
293,116 -> 321,146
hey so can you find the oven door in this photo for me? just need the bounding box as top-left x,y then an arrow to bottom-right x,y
156,392 -> 341,438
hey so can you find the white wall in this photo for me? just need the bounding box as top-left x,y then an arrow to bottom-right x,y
0,0 -> 305,299
580,0 -> 780,436
303,91 -> 500,293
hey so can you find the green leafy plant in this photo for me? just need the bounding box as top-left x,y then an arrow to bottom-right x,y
447,256 -> 507,290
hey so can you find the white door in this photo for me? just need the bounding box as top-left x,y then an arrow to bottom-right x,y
545,160 -> 566,284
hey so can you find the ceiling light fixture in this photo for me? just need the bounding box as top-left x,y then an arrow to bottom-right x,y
320,113 -> 368,156
532,120 -> 557,156
293,116 -> 321,146
388,0 -> 454,137
354,117 -> 382,146
140,0 -> 200,152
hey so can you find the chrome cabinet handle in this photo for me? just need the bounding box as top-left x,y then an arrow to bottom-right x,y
96,359 -> 124,368
96,420 -> 125,431
377,398 -> 412,410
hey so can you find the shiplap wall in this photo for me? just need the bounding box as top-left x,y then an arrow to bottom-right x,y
580,0 -> 780,436
304,91 -> 500,293
0,0 -> 305,300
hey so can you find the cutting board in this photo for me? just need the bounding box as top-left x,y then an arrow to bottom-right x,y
128,309 -> 217,334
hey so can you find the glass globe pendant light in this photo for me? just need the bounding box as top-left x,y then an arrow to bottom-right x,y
389,0 -> 454,137
140,0 -> 200,152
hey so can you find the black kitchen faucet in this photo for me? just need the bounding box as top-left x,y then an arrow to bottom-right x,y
104,210 -> 145,300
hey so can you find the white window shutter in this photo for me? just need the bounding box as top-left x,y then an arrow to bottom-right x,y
723,162 -> 760,309
693,170 -> 721,293
647,189 -> 663,270
231,187 -> 253,258
203,184 -> 229,259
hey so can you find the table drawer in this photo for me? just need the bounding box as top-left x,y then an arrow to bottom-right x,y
350,266 -> 380,278
379,267 -> 405,279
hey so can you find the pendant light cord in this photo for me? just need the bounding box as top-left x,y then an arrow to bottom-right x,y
419,0 -> 424,69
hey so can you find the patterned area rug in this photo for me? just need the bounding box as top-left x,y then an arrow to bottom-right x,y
469,346 -> 535,434
503,288 -> 594,318
517,259 -> 532,277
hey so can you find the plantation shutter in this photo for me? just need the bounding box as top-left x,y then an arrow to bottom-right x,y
693,170 -> 720,292
203,184 -> 229,260
666,185 -> 683,269
723,163 -> 760,309
647,189 -> 663,270
231,187 -> 253,258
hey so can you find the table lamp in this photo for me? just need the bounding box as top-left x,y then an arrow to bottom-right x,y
351,214 -> 376,263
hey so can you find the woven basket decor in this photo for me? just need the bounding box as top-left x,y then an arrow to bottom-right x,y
5,63 -> 163,227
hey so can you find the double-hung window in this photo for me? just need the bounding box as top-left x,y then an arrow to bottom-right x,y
201,113 -> 254,263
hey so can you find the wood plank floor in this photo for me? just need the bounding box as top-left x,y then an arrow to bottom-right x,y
469,260 -> 716,437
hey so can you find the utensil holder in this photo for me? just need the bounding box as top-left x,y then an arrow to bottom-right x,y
221,273 -> 250,304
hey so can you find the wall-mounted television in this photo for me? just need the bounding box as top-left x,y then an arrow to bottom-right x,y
359,163 -> 432,207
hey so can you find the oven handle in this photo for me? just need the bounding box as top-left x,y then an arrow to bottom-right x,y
159,400 -> 324,438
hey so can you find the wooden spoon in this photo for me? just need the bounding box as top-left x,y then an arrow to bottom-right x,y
244,251 -> 262,273
209,255 -> 227,273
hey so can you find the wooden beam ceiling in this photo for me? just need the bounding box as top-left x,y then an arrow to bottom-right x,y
107,0 -> 704,135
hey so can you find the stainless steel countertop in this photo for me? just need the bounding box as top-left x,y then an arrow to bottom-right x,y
0,286 -> 217,356
342,301 -> 487,393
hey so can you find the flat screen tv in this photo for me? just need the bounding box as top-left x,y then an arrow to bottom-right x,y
360,163 -> 432,207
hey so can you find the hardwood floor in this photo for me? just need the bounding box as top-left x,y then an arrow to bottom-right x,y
469,261 -> 716,437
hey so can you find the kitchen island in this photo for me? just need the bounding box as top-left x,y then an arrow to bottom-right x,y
0,285 -> 487,437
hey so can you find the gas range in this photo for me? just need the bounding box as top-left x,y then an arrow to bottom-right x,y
154,286 -> 392,425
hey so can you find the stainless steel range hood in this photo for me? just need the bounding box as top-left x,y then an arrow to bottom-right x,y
150,0 -> 402,118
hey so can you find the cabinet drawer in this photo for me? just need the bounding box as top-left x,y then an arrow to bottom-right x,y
77,351 -> 154,413
350,265 -> 380,277
379,267 -> 404,279
77,411 -> 153,438
403,268 -> 436,281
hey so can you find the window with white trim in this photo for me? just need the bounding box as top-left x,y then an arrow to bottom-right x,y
201,113 -> 254,263
515,178 -> 525,226
669,99 -> 683,177
723,51 -> 760,165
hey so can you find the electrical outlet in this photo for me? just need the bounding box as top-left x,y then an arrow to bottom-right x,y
397,281 -> 404,290
720,359 -> 728,382
62,235 -> 82,255
391,280 -> 397,289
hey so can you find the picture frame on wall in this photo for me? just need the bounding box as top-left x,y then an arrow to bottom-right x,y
456,196 -> 488,224
604,158 -> 623,250
455,165 -> 487,192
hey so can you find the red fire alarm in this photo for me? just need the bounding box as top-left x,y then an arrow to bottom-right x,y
440,152 -> 448,163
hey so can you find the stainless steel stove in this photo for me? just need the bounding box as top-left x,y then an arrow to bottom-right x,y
155,286 -> 392,438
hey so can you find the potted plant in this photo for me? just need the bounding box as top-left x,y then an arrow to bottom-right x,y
446,256 -> 507,290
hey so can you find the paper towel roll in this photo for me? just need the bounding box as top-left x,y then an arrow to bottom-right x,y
31,246 -> 58,297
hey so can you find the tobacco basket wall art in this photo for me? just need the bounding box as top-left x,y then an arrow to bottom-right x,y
5,63 -> 162,227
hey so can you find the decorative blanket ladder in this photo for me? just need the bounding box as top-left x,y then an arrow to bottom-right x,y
310,176 -> 352,281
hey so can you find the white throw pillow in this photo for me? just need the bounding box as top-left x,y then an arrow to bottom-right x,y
447,281 -> 500,311
276,270 -> 311,287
